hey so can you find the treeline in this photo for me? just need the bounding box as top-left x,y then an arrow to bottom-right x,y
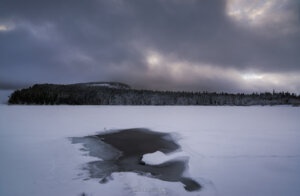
8,83 -> 300,106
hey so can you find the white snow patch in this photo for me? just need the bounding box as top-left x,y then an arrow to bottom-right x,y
87,83 -> 112,87
142,151 -> 189,165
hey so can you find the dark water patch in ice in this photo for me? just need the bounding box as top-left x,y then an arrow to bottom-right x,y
71,128 -> 201,192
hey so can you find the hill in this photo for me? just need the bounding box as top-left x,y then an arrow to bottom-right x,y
8,82 -> 300,106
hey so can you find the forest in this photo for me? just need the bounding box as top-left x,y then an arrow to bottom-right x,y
8,82 -> 300,106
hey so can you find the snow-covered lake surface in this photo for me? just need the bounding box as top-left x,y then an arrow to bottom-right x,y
1,95 -> 300,195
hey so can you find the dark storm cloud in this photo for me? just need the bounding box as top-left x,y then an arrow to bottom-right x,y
0,0 -> 300,92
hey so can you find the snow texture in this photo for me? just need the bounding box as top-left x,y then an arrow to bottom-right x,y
0,92 -> 300,196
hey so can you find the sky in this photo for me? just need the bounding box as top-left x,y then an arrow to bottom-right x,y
0,0 -> 300,93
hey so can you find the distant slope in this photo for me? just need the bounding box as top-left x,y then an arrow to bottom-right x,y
0,90 -> 14,104
8,82 -> 300,106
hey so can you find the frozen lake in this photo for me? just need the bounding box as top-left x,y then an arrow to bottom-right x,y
1,102 -> 300,195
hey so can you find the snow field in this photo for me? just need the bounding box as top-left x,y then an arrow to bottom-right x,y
0,103 -> 300,196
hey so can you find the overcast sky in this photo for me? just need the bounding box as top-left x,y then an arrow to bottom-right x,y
1,0 -> 300,93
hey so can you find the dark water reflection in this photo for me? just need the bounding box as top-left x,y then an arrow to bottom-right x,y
71,128 -> 201,192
